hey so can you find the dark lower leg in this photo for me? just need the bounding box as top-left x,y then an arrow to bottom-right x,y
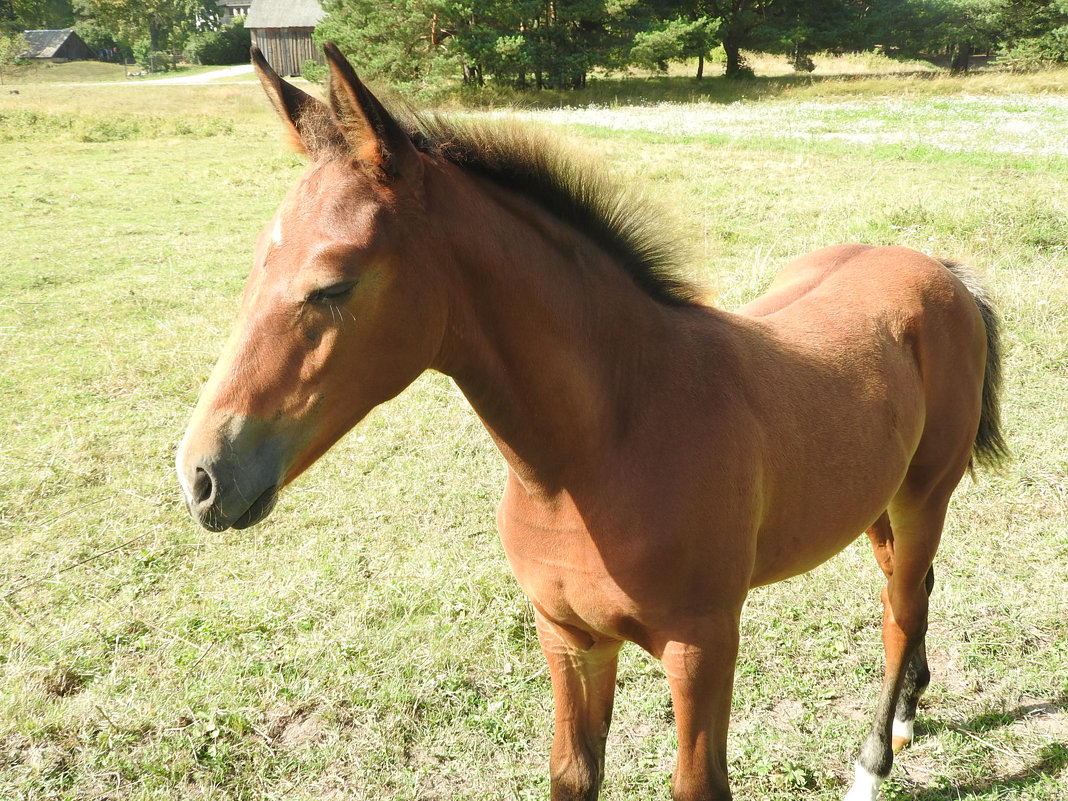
892,567 -> 934,750
848,568 -> 930,800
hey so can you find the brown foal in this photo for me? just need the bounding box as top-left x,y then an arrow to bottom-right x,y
177,44 -> 1005,800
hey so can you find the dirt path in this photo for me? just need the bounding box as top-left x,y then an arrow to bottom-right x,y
145,64 -> 255,85
36,64 -> 258,87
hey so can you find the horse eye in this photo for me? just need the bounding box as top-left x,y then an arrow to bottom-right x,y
307,280 -> 357,305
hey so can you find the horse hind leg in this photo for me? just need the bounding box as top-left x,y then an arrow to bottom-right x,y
847,498 -> 946,801
865,513 -> 936,754
891,566 -> 935,752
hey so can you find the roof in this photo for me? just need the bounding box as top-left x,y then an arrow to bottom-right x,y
21,29 -> 90,59
244,0 -> 325,29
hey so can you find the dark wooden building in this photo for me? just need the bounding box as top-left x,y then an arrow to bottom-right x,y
245,0 -> 325,77
21,30 -> 95,62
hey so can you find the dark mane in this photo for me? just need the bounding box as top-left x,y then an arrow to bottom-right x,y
402,113 -> 701,308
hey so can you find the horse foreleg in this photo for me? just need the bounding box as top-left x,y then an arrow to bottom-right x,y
663,611 -> 741,801
536,610 -> 621,801
849,503 -> 943,801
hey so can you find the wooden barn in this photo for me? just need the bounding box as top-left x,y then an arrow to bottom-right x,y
21,29 -> 95,62
245,0 -> 325,77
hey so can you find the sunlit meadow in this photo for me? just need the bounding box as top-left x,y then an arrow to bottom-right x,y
1,63 -> 1066,800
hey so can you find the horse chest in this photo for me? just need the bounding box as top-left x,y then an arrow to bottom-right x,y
499,519 -> 633,631
494,487 -> 659,643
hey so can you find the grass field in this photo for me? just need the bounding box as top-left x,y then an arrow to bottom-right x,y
1,60 -> 235,85
1,63 -> 1066,800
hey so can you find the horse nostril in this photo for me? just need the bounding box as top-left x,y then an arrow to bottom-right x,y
192,467 -> 214,506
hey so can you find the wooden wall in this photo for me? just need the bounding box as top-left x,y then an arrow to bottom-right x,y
249,28 -> 323,77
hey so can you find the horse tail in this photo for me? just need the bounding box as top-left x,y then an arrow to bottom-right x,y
940,260 -> 1009,471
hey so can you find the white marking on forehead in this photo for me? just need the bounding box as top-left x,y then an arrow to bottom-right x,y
271,217 -> 283,247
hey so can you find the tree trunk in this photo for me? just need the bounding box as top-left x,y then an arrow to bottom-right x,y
723,35 -> 749,79
950,41 -> 972,74
792,43 -> 815,72
696,52 -> 704,80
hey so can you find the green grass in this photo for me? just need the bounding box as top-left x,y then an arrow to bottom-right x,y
1,69 -> 1066,800
3,59 -> 130,84
1,60 -> 235,85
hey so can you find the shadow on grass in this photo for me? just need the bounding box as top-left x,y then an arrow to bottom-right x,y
898,743 -> 1068,800
441,69 -> 953,109
895,695 -> 1068,800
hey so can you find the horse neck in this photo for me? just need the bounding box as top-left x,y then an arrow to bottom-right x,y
425,164 -> 680,497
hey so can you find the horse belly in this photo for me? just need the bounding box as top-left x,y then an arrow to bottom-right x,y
749,503 -> 890,587
748,370 -> 924,586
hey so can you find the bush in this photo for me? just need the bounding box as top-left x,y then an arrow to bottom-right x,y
132,40 -> 176,73
998,27 -> 1068,70
301,58 -> 327,83
77,118 -> 142,142
184,20 -> 252,66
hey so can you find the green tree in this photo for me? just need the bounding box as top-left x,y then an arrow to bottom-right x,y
315,0 -> 446,87
0,29 -> 25,83
184,16 -> 250,64
680,0 -> 780,78
439,0 -> 653,90
75,18 -> 123,59
997,0 -> 1068,65
428,0 -> 539,87
319,0 -> 653,91
0,0 -> 15,33
74,0 -> 201,52
13,0 -> 76,29
749,0 -> 873,72
871,0 -> 1001,71
630,15 -> 719,77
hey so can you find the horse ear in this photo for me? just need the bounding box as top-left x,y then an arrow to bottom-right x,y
252,46 -> 342,158
322,42 -> 421,184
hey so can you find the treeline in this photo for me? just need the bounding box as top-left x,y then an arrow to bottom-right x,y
315,0 -> 1068,89
0,0 -> 250,70
2,0 -> 1066,82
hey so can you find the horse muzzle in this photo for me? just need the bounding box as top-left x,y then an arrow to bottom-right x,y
176,412 -> 288,532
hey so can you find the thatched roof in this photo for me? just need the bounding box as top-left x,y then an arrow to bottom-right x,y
22,29 -> 93,60
245,0 -> 324,29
